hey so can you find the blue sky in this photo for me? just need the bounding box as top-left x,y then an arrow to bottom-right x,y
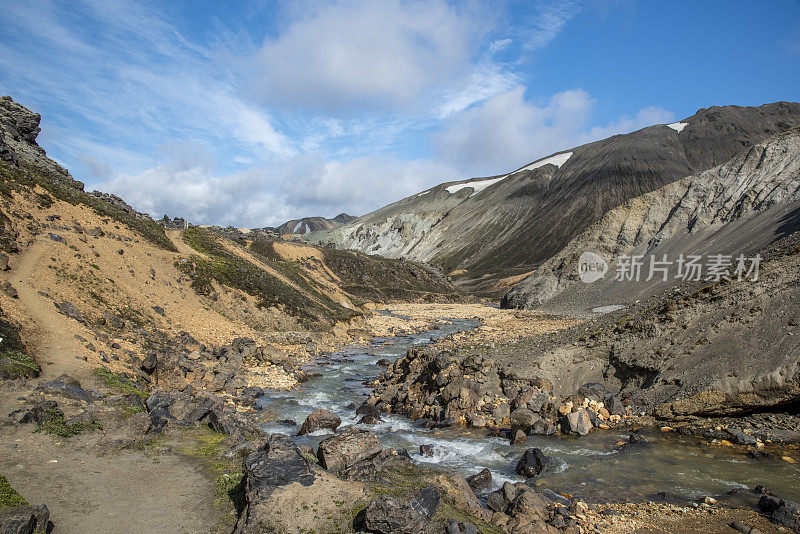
1,0 -> 798,227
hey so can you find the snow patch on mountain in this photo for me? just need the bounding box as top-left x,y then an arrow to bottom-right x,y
667,122 -> 688,133
511,152 -> 573,174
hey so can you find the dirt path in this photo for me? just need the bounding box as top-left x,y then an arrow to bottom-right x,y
2,237 -> 94,384
166,229 -> 204,258
0,422 -> 224,534
1,236 -> 229,533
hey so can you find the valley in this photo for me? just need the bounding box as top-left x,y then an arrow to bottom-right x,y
1,94 -> 799,534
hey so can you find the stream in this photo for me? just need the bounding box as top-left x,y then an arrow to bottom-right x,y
258,318 -> 800,503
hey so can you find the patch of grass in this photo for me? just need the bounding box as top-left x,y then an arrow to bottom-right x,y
33,407 -> 101,438
122,404 -> 145,418
0,474 -> 29,508
0,161 -> 176,252
175,426 -> 246,514
94,367 -> 147,397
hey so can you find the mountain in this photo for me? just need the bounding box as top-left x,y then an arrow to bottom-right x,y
319,102 -> 800,296
274,213 -> 357,235
504,127 -> 800,312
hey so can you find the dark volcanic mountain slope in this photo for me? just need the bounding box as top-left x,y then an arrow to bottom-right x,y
320,102 -> 800,295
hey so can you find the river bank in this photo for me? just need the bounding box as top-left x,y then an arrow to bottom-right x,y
2,303 -> 799,533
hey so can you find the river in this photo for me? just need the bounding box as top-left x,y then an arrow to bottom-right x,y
258,317 -> 800,503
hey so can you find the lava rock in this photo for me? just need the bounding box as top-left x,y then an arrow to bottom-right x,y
515,448 -> 549,478
465,468 -> 492,492
298,408 -> 341,435
357,495 -> 435,534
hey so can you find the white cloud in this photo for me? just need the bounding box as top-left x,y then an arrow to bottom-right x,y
434,86 -> 675,176
248,0 -> 492,111
434,87 -> 594,174
98,149 -> 455,227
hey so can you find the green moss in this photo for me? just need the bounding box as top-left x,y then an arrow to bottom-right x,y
33,407 -> 101,438
94,367 -> 147,397
0,161 -> 176,252
0,474 -> 29,508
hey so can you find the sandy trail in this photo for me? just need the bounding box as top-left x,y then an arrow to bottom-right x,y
3,237 -> 94,384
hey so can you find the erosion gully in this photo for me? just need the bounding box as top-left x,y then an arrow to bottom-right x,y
259,316 -> 800,504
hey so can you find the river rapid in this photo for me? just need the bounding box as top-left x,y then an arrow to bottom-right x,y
258,317 -> 800,503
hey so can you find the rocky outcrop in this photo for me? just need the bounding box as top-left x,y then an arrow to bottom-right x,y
368,347 -> 623,434
0,504 -> 52,534
275,214 -> 357,235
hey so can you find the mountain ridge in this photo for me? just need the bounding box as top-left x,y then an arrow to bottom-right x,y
318,101 -> 800,296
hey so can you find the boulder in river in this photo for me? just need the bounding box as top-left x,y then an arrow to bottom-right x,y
509,408 -> 538,433
515,448 -> 549,478
298,408 -> 341,435
465,468 -> 492,492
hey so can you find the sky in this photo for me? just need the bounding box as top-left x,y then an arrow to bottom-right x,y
1,0 -> 799,228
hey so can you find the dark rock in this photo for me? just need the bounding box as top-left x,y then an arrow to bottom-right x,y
419,444 -> 435,457
1,281 -> 18,298
578,382 -> 610,402
604,395 -> 626,416
758,494 -> 800,531
54,301 -> 84,323
238,433 -> 315,526
0,504 -> 51,534
35,379 -> 93,403
240,386 -> 265,400
0,252 -> 9,271
411,486 -> 440,518
339,448 -> 412,481
358,414 -> 382,425
516,448 -> 549,478
316,427 -> 382,474
101,311 -> 124,329
376,358 -> 391,366
48,233 -> 63,243
509,408 -> 538,433
747,449 -> 773,460
358,495 -> 435,534
530,418 -> 557,435
298,408 -> 341,435
356,404 -> 381,418
445,520 -> 478,534
560,408 -> 592,436
19,400 -> 60,426
465,468 -> 492,492
152,306 -> 165,316
726,429 -> 757,446
140,353 -> 158,374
